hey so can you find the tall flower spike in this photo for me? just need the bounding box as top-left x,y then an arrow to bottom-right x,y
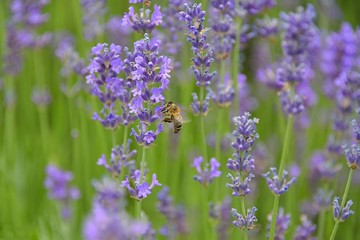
231,112 -> 260,152
342,144 -> 360,169
192,156 -> 221,186
262,167 -> 296,195
231,207 -> 258,230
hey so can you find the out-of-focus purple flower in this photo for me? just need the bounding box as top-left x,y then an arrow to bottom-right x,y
157,187 -> 188,238
83,201 -> 148,240
226,172 -> 254,196
255,17 -> 279,38
293,215 -> 316,240
231,207 -> 257,230
121,169 -> 161,201
267,208 -> 290,240
190,92 -> 211,116
31,87 -> 51,107
123,4 -> 163,34
92,177 -> 125,211
11,0 -> 49,26
332,197 -> 354,222
192,156 -> 221,186
278,89 -> 305,116
237,74 -> 258,114
350,117 -> 360,142
80,0 -> 107,40
44,164 -> 80,219
209,197 -> 232,240
97,141 -> 136,177
310,151 -> 341,181
3,24 -> 22,75
106,17 -> 132,46
301,188 -> 333,218
262,167 -> 296,195
257,63 -> 284,91
209,74 -> 235,107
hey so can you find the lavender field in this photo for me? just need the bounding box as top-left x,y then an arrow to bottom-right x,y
1,0 -> 360,239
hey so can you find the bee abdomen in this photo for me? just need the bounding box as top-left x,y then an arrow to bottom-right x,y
173,123 -> 182,133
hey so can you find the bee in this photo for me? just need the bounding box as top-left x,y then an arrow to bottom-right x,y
161,101 -> 183,133
144,0 -> 151,7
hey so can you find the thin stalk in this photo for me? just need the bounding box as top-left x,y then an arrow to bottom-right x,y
232,12 -> 243,115
136,146 -> 147,219
240,197 -> 249,240
112,130 -> 116,147
202,186 -> 209,239
317,184 -> 329,240
329,168 -> 354,240
119,126 -> 129,181
269,115 -> 294,240
200,87 -> 208,162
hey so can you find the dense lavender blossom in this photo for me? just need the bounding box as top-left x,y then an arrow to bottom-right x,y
31,87 -> 51,107
92,177 -> 125,210
255,17 -> 279,38
226,172 -> 254,196
209,74 -> 235,107
332,197 -> 354,222
278,88 -> 305,116
262,167 -> 296,195
239,0 -> 276,15
157,187 -> 188,238
131,123 -> 163,147
231,112 -> 259,152
267,208 -> 290,240
97,141 -> 136,177
123,3 -> 163,34
190,92 -> 211,115
293,215 -> 316,240
121,169 -> 161,201
81,0 -> 107,40
44,164 -> 80,219
231,207 -> 258,230
342,144 -> 360,169
192,156 -> 221,186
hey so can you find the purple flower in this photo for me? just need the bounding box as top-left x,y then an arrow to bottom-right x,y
226,172 -> 254,196
278,89 -> 305,116
255,17 -> 279,38
83,201 -> 148,240
231,112 -> 260,152
209,197 -> 232,240
209,74 -> 235,107
293,215 -> 316,240
44,164 -> 80,219
11,0 -> 49,26
131,123 -> 163,147
31,87 -> 51,107
343,144 -> 360,169
231,207 -> 257,230
157,187 -> 188,238
267,208 -> 290,240
123,5 -> 163,34
310,151 -> 341,181
81,0 -> 107,40
190,92 -> 211,116
192,156 -> 221,186
262,167 -> 296,195
92,177 -> 125,211
227,152 -> 255,173
333,197 -> 354,222
97,141 -> 136,177
121,170 -> 161,201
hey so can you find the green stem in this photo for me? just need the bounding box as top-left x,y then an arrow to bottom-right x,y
269,195 -> 280,240
329,168 -> 354,240
200,88 -> 208,162
317,184 -> 329,240
112,130 -> 116,147
240,197 -> 248,240
269,115 -> 293,240
232,9 -> 242,115
119,126 -> 129,181
202,186 -> 209,239
136,146 -> 147,219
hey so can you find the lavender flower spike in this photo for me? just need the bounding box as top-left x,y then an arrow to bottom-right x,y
231,207 -> 258,230
342,144 -> 360,169
121,170 -> 161,201
293,215 -> 316,240
192,156 -> 221,186
262,167 -> 296,195
333,197 -> 354,222
231,112 -> 260,152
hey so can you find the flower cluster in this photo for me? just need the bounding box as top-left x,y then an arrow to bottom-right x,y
226,112 -> 258,197
123,1 -> 163,34
44,164 -> 80,219
293,215 -> 316,240
332,197 -> 354,222
231,207 -> 258,230
239,0 -> 276,16
83,178 -> 149,239
192,156 -> 221,186
121,170 -> 161,201
267,208 -> 290,240
97,141 -> 136,177
209,197 -> 232,239
157,187 -> 188,238
262,167 -> 296,195
81,0 -> 107,40
180,3 -> 216,115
